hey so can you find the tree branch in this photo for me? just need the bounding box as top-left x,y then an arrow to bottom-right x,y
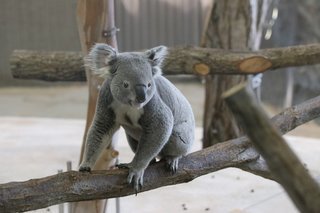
223,83 -> 320,213
271,95 -> 320,134
10,50 -> 86,81
165,44 -> 320,75
0,137 -> 256,213
10,43 -> 320,81
1,94 -> 319,212
235,94 -> 320,180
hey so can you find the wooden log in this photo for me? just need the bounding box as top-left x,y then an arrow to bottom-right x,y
223,83 -> 320,213
10,50 -> 86,81
1,94 -> 319,212
165,44 -> 320,75
10,43 -> 320,81
271,95 -> 320,135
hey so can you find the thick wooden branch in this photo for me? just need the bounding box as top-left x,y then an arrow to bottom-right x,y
271,94 -> 320,134
1,94 -> 319,212
165,43 -> 320,75
223,83 -> 320,213
0,137 -> 256,212
10,43 -> 320,81
10,50 -> 86,81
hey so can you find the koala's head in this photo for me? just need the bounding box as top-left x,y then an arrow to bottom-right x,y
87,44 -> 167,108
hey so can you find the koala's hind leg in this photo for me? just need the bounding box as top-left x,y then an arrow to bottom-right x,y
124,133 -> 158,165
162,128 -> 194,173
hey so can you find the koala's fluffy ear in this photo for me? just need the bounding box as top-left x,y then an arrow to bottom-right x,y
85,43 -> 118,78
145,46 -> 167,76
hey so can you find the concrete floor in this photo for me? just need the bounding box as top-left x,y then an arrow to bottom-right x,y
0,79 -> 320,213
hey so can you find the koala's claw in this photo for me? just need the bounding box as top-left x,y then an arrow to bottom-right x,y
117,163 -> 144,193
166,157 -> 180,174
128,171 -> 144,194
79,166 -> 91,173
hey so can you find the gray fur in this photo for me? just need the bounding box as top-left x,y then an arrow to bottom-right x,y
79,43 -> 195,192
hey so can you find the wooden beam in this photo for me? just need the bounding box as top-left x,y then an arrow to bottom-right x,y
165,44 -> 320,75
223,83 -> 320,213
10,44 -> 320,81
10,50 -> 86,81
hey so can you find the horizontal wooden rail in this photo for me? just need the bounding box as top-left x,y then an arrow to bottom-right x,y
10,43 -> 320,81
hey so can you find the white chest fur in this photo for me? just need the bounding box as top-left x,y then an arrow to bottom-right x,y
111,101 -> 144,128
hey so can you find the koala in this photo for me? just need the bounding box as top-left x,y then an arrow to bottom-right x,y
79,43 -> 195,192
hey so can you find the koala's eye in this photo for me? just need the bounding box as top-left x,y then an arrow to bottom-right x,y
123,81 -> 129,88
147,83 -> 151,88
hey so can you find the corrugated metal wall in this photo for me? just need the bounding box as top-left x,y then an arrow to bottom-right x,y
0,0 -> 206,84
115,0 -> 203,51
0,0 -> 81,83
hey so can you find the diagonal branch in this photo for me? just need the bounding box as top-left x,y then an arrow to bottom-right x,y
0,95 -> 319,212
223,83 -> 320,213
271,95 -> 320,134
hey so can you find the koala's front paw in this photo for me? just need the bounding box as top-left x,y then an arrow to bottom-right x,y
79,166 -> 91,172
117,163 -> 145,193
79,163 -> 92,173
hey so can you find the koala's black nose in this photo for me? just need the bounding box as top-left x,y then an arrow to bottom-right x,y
135,84 -> 147,103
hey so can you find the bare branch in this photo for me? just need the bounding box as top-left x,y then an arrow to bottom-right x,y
10,43 -> 320,81
0,137 -> 256,212
271,95 -> 320,134
1,94 -> 319,212
223,83 -> 320,213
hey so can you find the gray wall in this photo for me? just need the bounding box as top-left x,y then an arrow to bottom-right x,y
0,0 -> 81,85
115,0 -> 203,51
0,0 -> 206,85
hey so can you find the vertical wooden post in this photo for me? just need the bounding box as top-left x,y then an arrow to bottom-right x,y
201,0 -> 272,147
77,0 -> 118,146
73,0 -> 118,212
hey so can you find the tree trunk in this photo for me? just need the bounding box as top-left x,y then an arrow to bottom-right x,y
72,0 -> 118,212
202,0 -> 272,147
